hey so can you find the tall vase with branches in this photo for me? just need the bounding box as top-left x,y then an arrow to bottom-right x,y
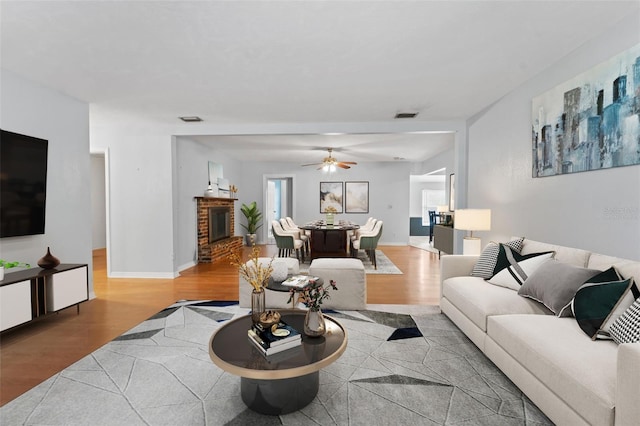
229,244 -> 274,324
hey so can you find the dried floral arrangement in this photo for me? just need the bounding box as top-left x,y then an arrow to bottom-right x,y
288,279 -> 338,310
229,244 -> 274,292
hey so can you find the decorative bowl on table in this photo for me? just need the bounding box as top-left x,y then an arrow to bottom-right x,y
259,310 -> 281,328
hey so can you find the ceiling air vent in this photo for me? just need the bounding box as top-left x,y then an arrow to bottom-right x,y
394,112 -> 418,119
179,116 -> 202,122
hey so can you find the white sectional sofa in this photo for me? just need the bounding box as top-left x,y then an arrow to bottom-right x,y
440,239 -> 640,426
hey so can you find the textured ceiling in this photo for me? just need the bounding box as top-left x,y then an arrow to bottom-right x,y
186,132 -> 455,163
2,1 -> 638,163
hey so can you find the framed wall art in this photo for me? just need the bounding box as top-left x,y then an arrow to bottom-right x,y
532,43 -> 640,177
345,181 -> 369,213
319,181 -> 343,213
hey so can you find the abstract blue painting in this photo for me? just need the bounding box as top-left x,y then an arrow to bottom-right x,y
532,44 -> 640,177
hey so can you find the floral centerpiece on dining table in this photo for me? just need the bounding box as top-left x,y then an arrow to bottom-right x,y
229,242 -> 274,323
288,278 -> 338,337
324,205 -> 337,225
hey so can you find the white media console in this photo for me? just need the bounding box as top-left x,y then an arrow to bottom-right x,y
0,264 -> 89,332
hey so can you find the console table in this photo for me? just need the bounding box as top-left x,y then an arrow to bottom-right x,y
433,225 -> 454,257
0,264 -> 89,332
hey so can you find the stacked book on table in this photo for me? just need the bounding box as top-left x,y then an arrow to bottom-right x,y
247,320 -> 302,356
281,275 -> 320,289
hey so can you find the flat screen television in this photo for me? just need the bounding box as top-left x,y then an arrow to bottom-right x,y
0,129 -> 48,238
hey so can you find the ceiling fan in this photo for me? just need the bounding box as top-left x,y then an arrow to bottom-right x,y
301,148 -> 357,171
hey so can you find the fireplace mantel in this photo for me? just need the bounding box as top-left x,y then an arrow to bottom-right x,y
194,197 -> 239,202
195,197 -> 242,263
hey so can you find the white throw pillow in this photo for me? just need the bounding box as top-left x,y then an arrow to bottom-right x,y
487,252 -> 554,291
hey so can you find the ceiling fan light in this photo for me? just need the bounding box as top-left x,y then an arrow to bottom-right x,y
301,147 -> 357,172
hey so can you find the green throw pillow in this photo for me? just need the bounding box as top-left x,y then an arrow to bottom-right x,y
573,267 -> 639,339
584,266 -> 622,284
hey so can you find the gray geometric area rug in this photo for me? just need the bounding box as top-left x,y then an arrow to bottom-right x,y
1,301 -> 552,425
299,250 -> 403,275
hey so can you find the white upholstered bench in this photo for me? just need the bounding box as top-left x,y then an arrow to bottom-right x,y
308,258 -> 366,310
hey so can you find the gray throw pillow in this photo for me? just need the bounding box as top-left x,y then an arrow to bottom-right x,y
517,259 -> 601,317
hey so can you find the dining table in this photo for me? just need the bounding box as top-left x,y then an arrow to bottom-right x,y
299,220 -> 360,259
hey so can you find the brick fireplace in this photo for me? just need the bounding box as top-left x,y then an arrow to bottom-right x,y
195,197 -> 243,263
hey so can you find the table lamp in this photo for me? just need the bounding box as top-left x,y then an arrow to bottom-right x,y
436,205 -> 451,225
454,209 -> 491,255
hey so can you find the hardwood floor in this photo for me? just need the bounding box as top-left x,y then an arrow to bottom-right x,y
0,244 -> 440,406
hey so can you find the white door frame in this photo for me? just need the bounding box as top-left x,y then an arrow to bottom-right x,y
90,147 -> 112,277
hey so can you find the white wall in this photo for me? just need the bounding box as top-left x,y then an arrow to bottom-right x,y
467,15 -> 640,259
238,160 -> 411,245
90,154 -> 106,249
415,148 -> 455,178
0,69 -> 94,295
90,111 -> 176,278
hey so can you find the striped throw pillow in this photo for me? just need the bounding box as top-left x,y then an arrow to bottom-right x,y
471,237 -> 525,278
610,297 -> 640,344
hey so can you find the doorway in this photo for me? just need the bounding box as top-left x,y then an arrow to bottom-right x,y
409,172 -> 446,251
90,149 -> 111,276
264,176 -> 294,244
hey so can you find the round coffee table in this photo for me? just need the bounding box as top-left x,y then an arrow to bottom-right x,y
208,309 -> 347,415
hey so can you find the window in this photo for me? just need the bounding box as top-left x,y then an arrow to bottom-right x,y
422,190 -> 445,226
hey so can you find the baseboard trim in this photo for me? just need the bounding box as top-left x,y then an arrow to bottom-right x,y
108,271 -> 178,279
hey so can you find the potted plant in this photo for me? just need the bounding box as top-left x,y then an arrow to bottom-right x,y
0,259 -> 31,281
240,201 -> 263,246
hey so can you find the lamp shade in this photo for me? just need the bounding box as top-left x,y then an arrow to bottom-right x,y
454,209 -> 491,231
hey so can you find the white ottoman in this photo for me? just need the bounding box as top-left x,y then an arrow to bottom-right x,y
308,258 -> 366,310
239,257 -> 300,308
